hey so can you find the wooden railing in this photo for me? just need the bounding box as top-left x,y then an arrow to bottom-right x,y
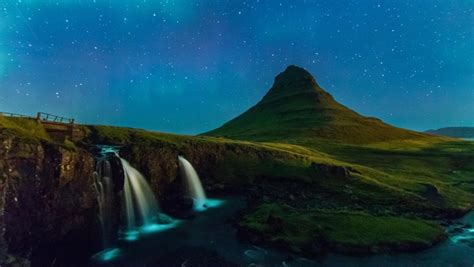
36,112 -> 75,124
0,112 -> 33,119
1,111 -> 75,125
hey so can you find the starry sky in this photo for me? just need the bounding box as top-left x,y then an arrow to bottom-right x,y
0,0 -> 473,134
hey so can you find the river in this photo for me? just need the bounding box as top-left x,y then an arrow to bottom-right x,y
91,197 -> 474,267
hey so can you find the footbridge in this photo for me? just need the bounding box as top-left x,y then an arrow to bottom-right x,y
0,111 -> 82,141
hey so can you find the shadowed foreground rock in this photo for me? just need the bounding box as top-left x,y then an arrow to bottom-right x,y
0,135 -> 99,266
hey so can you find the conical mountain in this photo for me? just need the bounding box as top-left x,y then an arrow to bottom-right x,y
205,65 -> 428,144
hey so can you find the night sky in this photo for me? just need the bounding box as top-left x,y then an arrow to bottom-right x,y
0,1 -> 472,134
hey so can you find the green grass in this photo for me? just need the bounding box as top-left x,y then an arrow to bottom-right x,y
202,66 -> 474,214
0,115 -> 50,142
205,66 -> 436,145
240,204 -> 446,253
296,139 -> 474,211
0,116 -> 83,151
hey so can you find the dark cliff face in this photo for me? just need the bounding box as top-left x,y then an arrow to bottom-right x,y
119,138 -> 362,212
0,136 -> 98,266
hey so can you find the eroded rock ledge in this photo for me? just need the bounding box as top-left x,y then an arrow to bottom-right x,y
0,136 -> 98,266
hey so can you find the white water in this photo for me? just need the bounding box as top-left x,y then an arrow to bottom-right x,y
178,156 -> 207,205
119,157 -> 160,230
94,159 -> 114,248
93,147 -> 181,261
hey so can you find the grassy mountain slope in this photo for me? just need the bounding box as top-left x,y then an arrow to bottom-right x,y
202,65 -> 473,253
202,65 -> 474,214
205,65 -> 435,144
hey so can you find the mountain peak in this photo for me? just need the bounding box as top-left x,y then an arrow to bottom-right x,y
261,65 -> 328,104
276,65 -> 316,83
205,65 -> 425,144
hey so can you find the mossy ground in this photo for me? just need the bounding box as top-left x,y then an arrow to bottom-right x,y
0,115 -> 50,142
240,204 -> 446,254
0,116 -> 79,151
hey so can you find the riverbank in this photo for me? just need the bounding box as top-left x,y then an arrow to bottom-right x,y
238,203 -> 447,256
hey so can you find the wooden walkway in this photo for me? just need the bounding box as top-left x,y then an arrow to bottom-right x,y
1,111 -> 80,141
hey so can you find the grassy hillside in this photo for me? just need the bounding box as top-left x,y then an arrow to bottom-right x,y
201,65 -> 473,253
205,65 -> 433,145
200,65 -> 474,213
240,204 -> 445,254
86,124 -> 473,216
0,115 -> 50,142
1,115 -> 473,255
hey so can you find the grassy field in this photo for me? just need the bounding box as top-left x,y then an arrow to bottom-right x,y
0,115 -> 50,142
240,204 -> 446,254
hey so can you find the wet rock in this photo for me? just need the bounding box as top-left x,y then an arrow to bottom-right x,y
161,195 -> 195,219
310,162 -> 354,178
0,136 -> 99,266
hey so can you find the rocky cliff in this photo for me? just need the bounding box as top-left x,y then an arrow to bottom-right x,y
0,134 -> 98,266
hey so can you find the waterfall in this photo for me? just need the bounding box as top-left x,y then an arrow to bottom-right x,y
119,157 -> 160,231
93,146 -> 166,242
94,159 -> 114,248
178,156 -> 207,208
92,146 -> 181,262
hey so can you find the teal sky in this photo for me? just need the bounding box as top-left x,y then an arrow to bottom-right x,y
0,0 -> 473,134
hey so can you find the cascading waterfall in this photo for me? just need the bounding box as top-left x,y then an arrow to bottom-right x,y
178,156 -> 207,208
119,157 -> 160,231
94,158 -> 115,249
93,147 -> 180,262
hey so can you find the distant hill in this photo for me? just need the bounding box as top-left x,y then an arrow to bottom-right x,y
426,127 -> 474,138
205,65 -> 430,144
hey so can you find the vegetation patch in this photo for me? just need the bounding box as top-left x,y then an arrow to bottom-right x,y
239,204 -> 446,255
0,116 -> 50,142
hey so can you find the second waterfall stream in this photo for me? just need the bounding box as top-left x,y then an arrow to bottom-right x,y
177,155 -> 223,211
178,156 -> 208,209
118,154 -> 177,241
